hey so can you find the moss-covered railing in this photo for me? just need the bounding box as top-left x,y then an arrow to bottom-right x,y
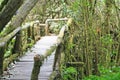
31,45 -> 56,80
0,20 -> 40,47
0,17 -> 69,77
50,18 -> 85,80
30,18 -> 74,80
0,20 -> 45,75
45,18 -> 68,35
49,18 -> 73,80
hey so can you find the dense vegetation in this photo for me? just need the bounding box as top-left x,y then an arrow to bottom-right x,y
0,0 -> 120,80
59,0 -> 120,80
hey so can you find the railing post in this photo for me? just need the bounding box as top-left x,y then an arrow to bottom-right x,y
45,21 -> 49,35
53,43 -> 62,71
31,54 -> 43,80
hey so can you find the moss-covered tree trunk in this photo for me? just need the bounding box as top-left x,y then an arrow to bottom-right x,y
0,0 -> 39,37
104,0 -> 112,68
5,0 -> 39,56
0,0 -> 23,33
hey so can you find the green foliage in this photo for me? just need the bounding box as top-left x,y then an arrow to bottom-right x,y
49,22 -> 65,34
112,66 -> 120,73
84,66 -> 120,80
100,34 -> 113,45
61,67 -> 77,80
4,38 -> 15,58
27,38 -> 34,48
84,72 -> 120,80
99,66 -> 112,75
0,0 -> 3,4
4,50 -> 11,58
68,43 -> 75,50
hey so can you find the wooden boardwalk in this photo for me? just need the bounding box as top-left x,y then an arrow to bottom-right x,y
3,36 -> 58,80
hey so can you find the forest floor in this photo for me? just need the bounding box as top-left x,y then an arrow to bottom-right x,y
2,36 -> 58,80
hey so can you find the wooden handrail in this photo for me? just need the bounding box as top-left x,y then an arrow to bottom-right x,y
0,20 -> 40,47
31,18 -> 72,80
0,18 -> 70,47
45,18 -> 68,35
57,18 -> 72,44
53,19 -> 72,71
31,45 -> 56,80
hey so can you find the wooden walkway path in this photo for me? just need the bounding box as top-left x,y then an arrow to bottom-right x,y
3,36 -> 58,80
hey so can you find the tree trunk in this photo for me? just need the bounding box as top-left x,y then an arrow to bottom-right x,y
104,0 -> 112,68
4,0 -> 39,55
0,0 -> 39,37
0,0 -> 23,33
0,0 -> 38,76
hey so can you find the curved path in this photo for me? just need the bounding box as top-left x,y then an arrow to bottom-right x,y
3,36 -> 58,80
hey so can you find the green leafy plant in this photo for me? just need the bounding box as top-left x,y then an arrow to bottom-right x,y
100,34 -> 113,45
4,38 -> 15,58
61,67 -> 77,80
84,66 -> 120,80
27,38 -> 34,48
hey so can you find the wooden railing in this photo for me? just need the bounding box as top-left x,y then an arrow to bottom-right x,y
50,18 -> 84,79
0,20 -> 42,75
45,18 -> 68,35
0,20 -> 40,47
31,18 -> 72,80
0,17 -> 70,79
0,17 -> 69,72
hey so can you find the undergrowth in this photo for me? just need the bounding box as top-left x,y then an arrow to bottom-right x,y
84,66 -> 120,80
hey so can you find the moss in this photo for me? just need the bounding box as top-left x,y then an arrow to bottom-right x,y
31,54 -> 43,80
44,45 -> 56,58
66,62 -> 84,67
3,54 -> 19,71
49,71 -> 58,80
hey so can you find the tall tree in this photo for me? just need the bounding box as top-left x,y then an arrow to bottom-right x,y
0,0 -> 39,76
12,0 -> 39,55
0,0 -> 39,37
0,0 -> 23,33
0,0 -> 23,76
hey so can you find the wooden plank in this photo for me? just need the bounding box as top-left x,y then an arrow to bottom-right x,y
2,36 -> 57,80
